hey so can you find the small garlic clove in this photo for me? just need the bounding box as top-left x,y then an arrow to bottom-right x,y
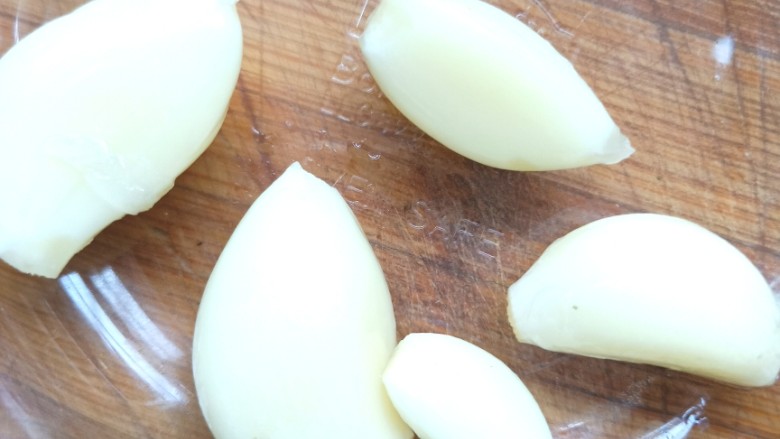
508,213 -> 780,387
360,0 -> 633,171
383,333 -> 552,439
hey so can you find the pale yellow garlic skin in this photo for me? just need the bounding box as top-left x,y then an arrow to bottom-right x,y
383,333 -> 552,439
360,0 -> 633,171
508,213 -> 780,387
192,163 -> 412,439
0,0 -> 243,277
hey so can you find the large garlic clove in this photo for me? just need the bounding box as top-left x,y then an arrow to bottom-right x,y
359,0 -> 633,171
192,163 -> 412,439
508,213 -> 780,387
383,333 -> 552,439
0,0 -> 243,277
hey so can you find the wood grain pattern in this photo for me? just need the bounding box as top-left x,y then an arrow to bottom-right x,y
0,0 -> 778,437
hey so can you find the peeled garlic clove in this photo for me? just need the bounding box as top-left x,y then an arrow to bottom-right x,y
383,333 -> 552,439
192,163 -> 412,439
360,0 -> 633,171
508,213 -> 780,387
0,0 -> 243,277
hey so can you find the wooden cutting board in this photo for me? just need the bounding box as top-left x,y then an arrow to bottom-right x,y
0,0 -> 778,437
